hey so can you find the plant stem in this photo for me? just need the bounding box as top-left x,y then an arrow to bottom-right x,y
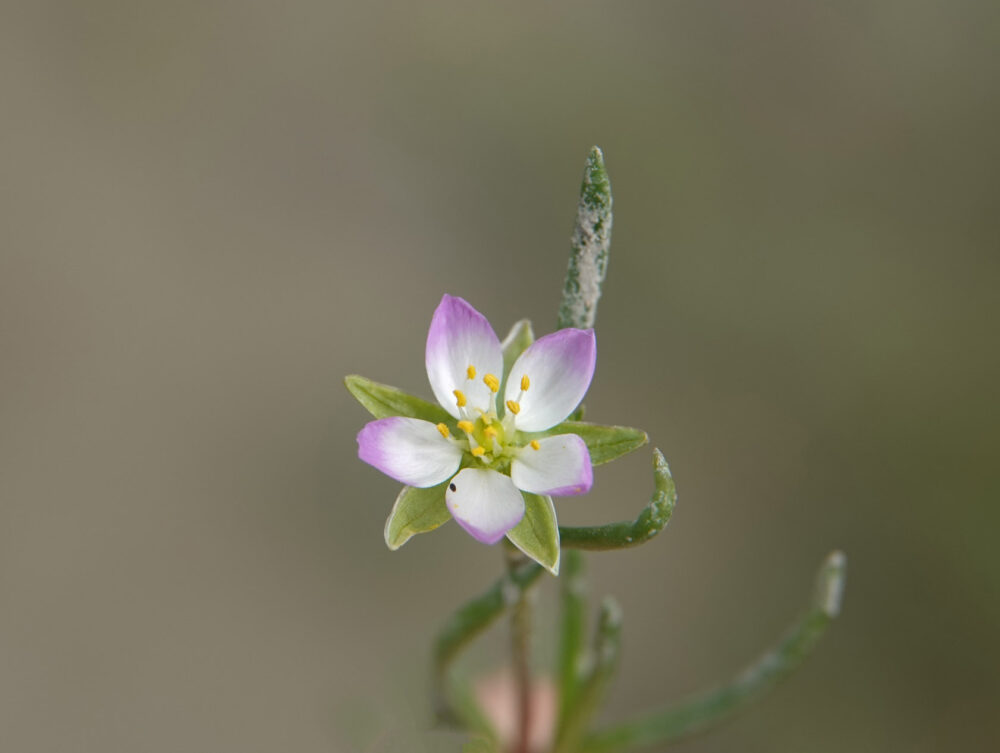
506,548 -> 534,753
432,559 -> 544,726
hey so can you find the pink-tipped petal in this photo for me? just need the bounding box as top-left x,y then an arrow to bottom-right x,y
357,417 -> 462,488
511,434 -> 593,496
445,468 -> 525,544
505,328 -> 596,432
426,295 -> 504,418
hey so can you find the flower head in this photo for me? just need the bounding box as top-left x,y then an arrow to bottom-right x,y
357,295 -> 596,545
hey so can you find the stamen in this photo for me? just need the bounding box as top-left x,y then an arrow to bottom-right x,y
520,375 -> 530,392
506,400 -> 521,415
436,423 -> 450,438
457,420 -> 475,434
453,389 -> 467,408
530,439 -> 540,450
471,446 -> 486,457
483,373 -> 500,393
466,365 -> 476,379
484,426 -> 498,439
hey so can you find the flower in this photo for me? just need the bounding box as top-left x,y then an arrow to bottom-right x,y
357,294 -> 596,545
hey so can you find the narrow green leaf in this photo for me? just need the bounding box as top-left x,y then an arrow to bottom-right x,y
506,493 -> 561,575
532,421 -> 648,466
557,550 -> 588,731
383,483 -> 451,551
560,449 -> 676,551
558,146 -> 613,330
344,374 -> 451,423
580,552 -> 847,752
555,598 -> 624,753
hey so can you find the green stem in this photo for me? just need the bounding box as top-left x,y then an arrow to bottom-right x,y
559,449 -> 676,552
579,551 -> 847,752
555,597 -> 623,753
432,558 -> 545,726
556,549 -> 588,732
505,547 -> 535,753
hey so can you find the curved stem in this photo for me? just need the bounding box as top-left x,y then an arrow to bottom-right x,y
559,449 -> 676,552
432,559 -> 545,726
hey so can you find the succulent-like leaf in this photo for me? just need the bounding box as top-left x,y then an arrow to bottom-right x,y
560,449 -> 675,551
384,483 -> 451,550
531,421 -> 648,466
580,552 -> 847,752
345,374 -> 452,423
555,597 -> 623,753
506,493 -> 561,575
558,146 -> 612,331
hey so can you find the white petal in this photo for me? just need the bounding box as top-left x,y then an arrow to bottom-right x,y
357,417 -> 462,487
426,295 -> 503,418
505,328 -> 596,432
445,468 -> 525,544
511,434 -> 593,496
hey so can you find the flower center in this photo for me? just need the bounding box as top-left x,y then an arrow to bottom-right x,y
447,364 -> 539,468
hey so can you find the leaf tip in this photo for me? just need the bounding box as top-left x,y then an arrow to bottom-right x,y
815,550 -> 847,618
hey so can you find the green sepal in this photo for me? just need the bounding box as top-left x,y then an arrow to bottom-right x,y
500,319 -> 534,403
529,420 -> 648,466
501,319 -> 535,372
383,483 -> 451,550
506,493 -> 561,575
344,374 -> 451,423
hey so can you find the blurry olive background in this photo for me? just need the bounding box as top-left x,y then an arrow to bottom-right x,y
2,1 -> 997,751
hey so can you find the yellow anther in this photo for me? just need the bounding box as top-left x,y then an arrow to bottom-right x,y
453,389 -> 467,408
483,373 -> 500,393
506,400 -> 521,415
457,420 -> 475,434
484,426 -> 498,439
436,423 -> 450,438
520,375 -> 530,392
471,446 -> 486,457
466,365 -> 476,379
530,440 -> 541,451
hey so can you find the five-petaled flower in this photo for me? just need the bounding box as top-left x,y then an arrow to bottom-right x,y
357,294 -> 596,545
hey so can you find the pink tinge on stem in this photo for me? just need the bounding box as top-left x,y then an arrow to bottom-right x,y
474,669 -> 557,753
